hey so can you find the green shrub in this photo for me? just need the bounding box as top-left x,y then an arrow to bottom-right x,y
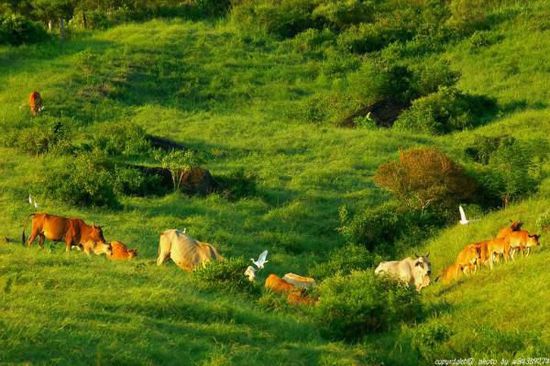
10,121 -> 72,156
393,87 -> 497,134
465,135 -> 515,164
0,14 -> 48,45
478,138 -> 547,207
193,257 -> 259,295
312,243 -> 376,279
112,166 -> 164,197
315,270 -> 422,341
37,152 -> 119,208
411,323 -> 453,363
195,0 -> 232,17
231,0 -> 317,39
312,0 -> 374,30
338,203 -> 402,252
92,122 -> 151,156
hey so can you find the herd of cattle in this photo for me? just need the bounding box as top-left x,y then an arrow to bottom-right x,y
374,221 -> 541,291
20,213 -> 541,303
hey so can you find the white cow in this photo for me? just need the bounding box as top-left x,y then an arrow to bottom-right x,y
374,253 -> 432,292
156,229 -> 223,271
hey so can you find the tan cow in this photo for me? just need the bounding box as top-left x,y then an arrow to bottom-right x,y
156,229 -> 222,271
282,273 -> 316,289
456,244 -> 481,274
438,263 -> 464,285
486,238 -> 511,269
374,254 -> 431,291
507,230 -> 540,257
107,241 -> 138,260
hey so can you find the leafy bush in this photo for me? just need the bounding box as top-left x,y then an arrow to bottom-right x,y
9,121 -> 72,156
338,203 -> 402,252
312,0 -> 374,30
465,135 -> 516,165
0,14 -> 48,45
154,149 -> 204,192
477,138 -> 547,207
411,323 -> 453,363
36,152 -> 119,208
374,147 -> 477,211
312,243 -> 376,279
112,166 -> 164,197
231,0 -> 317,39
195,0 -> 232,17
315,270 -> 422,341
193,257 -> 259,295
92,122 -> 151,156
393,87 -> 497,134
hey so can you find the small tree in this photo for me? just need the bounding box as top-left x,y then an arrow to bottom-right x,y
374,147 -> 476,211
154,149 -> 202,192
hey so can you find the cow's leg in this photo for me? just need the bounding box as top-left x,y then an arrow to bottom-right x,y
26,228 -> 40,247
38,234 -> 45,249
64,238 -> 72,253
156,249 -> 170,266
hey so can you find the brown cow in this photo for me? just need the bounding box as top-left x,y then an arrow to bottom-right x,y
456,244 -> 481,274
507,230 -> 540,257
474,241 -> 490,267
265,274 -> 316,306
486,238 -> 511,269
29,91 -> 43,116
107,241 -> 138,260
23,213 -> 108,254
438,263 -> 464,285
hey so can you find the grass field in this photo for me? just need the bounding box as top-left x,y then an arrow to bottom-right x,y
0,1 -> 549,364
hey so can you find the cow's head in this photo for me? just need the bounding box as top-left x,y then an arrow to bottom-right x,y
90,224 -> 106,244
127,248 -> 138,259
92,241 -> 112,256
528,234 -> 541,247
413,253 -> 432,291
414,252 -> 431,276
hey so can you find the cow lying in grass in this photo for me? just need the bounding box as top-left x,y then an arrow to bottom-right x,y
107,241 -> 138,260
264,274 -> 316,306
374,254 -> 431,292
156,229 -> 223,271
438,263 -> 464,285
22,213 -> 110,255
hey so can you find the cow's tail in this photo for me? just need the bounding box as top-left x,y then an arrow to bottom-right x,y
21,213 -> 35,245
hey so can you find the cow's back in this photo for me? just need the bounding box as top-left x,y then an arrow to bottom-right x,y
36,214 -> 70,241
167,230 -> 201,271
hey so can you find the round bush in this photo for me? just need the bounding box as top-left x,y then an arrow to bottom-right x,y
0,14 -> 48,46
193,257 -> 259,295
315,270 -> 422,341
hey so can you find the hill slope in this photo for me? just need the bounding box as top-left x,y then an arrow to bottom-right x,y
0,1 -> 549,364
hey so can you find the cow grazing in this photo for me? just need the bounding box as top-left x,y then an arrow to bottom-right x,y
23,213 -> 107,253
486,238 -> 511,269
438,263 -> 464,285
496,221 -> 523,240
156,229 -> 222,271
282,273 -> 316,289
456,244 -> 481,274
374,253 -> 431,292
107,241 -> 138,260
474,241 -> 490,267
29,91 -> 43,116
507,230 -> 540,257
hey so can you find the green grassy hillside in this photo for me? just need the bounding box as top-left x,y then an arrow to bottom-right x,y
0,1 -> 549,364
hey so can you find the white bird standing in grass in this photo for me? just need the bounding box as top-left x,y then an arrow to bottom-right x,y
251,250 -> 269,269
459,205 -> 471,225
28,194 -> 38,209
